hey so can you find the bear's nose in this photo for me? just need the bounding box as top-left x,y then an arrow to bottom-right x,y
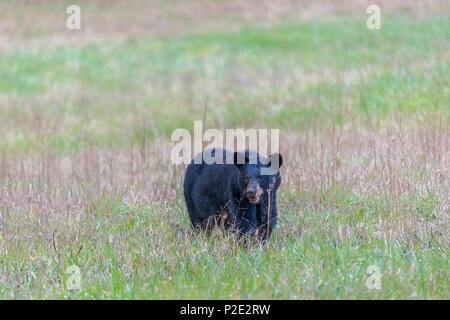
246,190 -> 255,197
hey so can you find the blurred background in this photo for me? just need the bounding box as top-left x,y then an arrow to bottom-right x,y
1,0 -> 448,151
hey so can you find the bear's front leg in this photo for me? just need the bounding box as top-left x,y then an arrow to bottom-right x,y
239,205 -> 258,237
225,199 -> 239,229
257,195 -> 278,240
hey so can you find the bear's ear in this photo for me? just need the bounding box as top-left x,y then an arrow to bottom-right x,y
268,153 -> 283,169
233,151 -> 249,169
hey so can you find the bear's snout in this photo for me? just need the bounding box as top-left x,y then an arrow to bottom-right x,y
246,183 -> 263,204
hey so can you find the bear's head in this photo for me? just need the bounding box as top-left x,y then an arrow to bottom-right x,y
233,151 -> 283,204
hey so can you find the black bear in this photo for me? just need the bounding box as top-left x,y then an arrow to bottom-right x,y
183,148 -> 282,240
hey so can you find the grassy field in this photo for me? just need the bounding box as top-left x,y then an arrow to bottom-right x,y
0,1 -> 448,299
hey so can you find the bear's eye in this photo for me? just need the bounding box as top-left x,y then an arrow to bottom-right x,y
258,175 -> 263,180
244,176 -> 250,183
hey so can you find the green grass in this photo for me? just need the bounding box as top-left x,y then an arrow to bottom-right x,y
1,193 -> 447,299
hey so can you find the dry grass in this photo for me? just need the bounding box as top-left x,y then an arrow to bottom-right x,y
1,115 -> 447,237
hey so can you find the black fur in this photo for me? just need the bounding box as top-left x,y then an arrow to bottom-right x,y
183,148 -> 282,240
